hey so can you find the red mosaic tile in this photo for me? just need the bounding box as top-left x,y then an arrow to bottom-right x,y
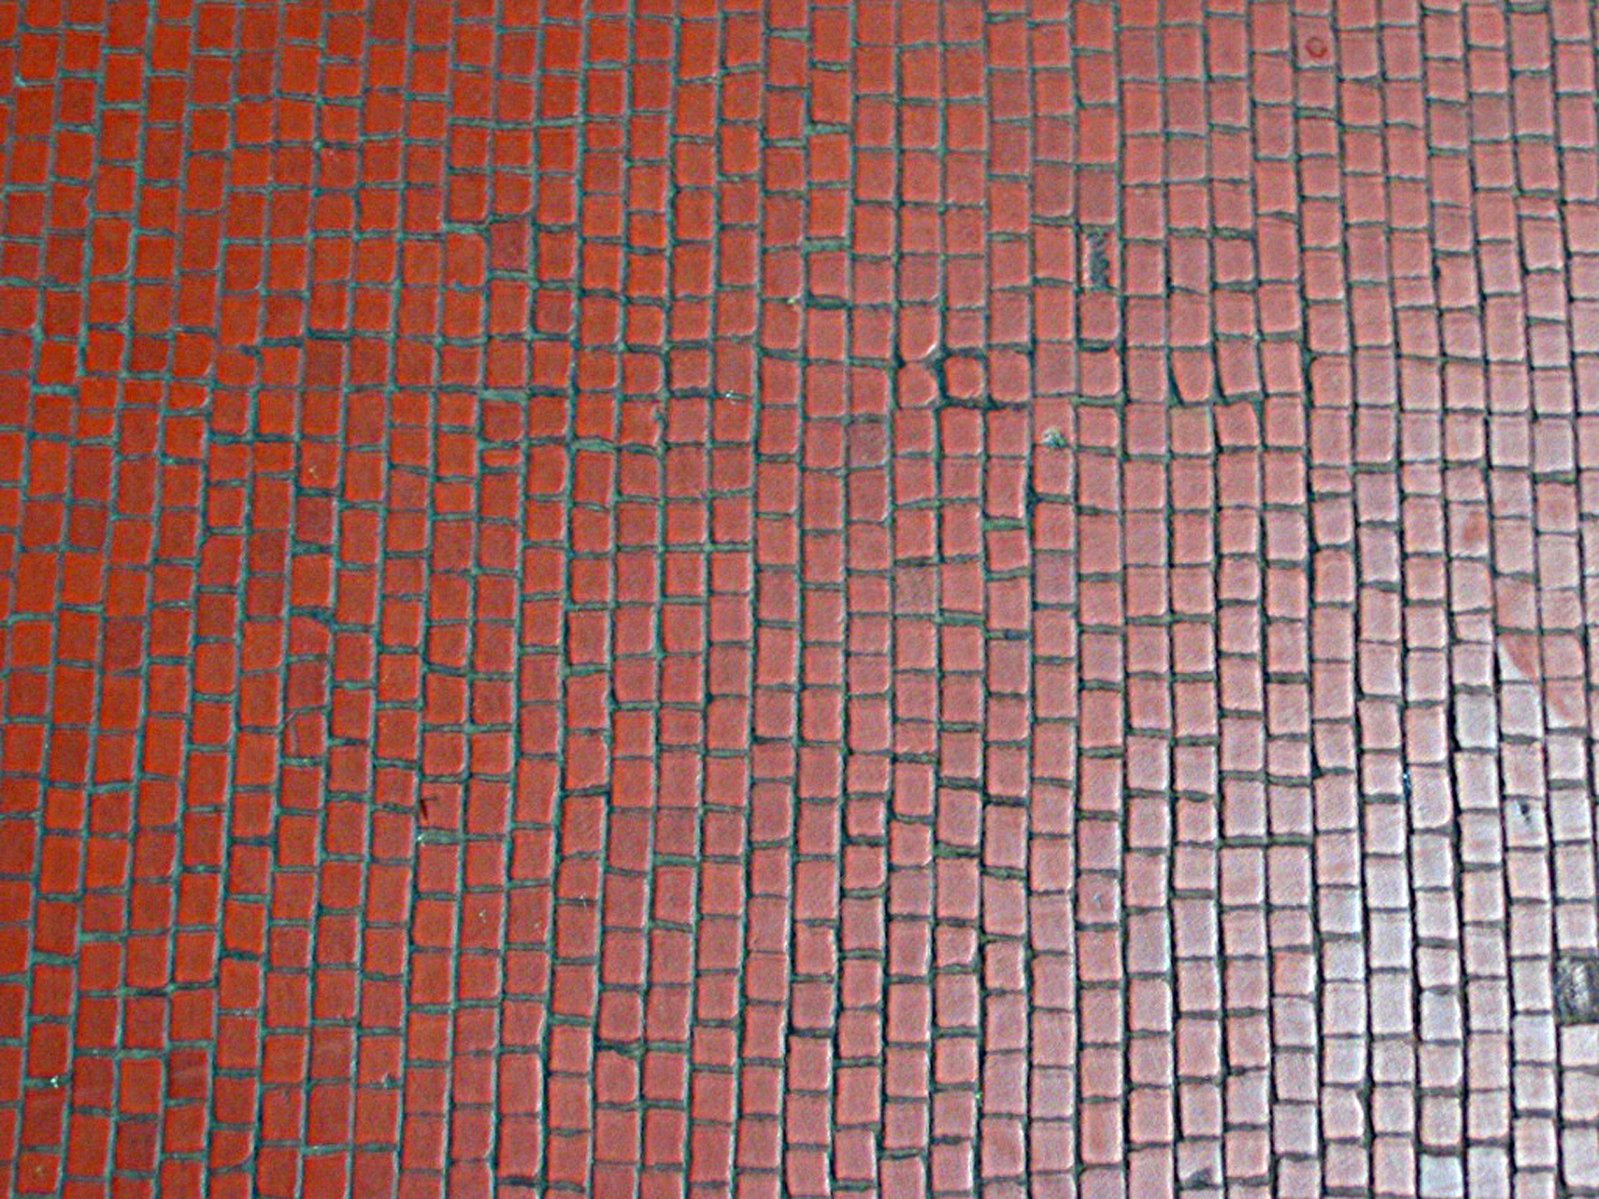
6,0 -> 1599,1196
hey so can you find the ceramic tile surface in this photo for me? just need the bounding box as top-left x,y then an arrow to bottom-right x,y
3,2 -> 1599,1197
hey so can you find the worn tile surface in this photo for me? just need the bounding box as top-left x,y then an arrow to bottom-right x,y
3,1 -> 1599,1197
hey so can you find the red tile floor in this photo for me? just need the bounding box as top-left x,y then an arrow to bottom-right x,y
6,0 -> 1599,1197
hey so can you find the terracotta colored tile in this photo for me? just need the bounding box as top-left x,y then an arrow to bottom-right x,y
4,1 -> 1599,1195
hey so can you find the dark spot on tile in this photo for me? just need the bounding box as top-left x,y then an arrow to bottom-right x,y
1086,228 -> 1112,290
1555,955 -> 1599,1024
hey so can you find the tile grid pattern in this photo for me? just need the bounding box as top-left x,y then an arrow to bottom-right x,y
5,2 -> 1599,1198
